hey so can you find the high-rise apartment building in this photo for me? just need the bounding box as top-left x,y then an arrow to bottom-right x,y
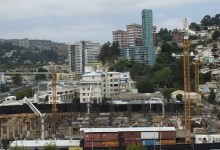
126,24 -> 142,46
68,41 -> 101,74
112,30 -> 127,48
20,38 -> 30,49
142,9 -> 156,66
153,26 -> 157,46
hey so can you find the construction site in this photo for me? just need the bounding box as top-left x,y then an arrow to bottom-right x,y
0,19 -> 220,150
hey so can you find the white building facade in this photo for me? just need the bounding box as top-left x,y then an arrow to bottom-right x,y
68,41 -> 101,74
80,70 -> 136,103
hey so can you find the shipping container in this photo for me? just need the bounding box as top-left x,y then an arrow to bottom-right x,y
69,147 -> 83,150
142,139 -> 158,146
102,133 -> 118,141
160,140 -> 176,145
124,139 -> 141,145
102,141 -> 119,147
123,131 -> 141,140
84,133 -> 102,142
159,131 -> 176,140
84,141 -> 102,148
141,132 -> 158,140
195,135 -> 209,144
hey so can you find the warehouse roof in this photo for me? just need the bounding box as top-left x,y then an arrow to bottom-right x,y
80,127 -> 176,133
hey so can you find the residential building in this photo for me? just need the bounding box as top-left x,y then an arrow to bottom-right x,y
120,9 -> 156,67
120,46 -> 149,65
68,41 -> 101,74
0,72 -> 5,84
126,23 -> 142,46
38,80 -> 79,101
20,38 -> 30,49
153,26 -> 157,46
142,9 -> 156,66
112,30 -> 127,48
80,70 -> 136,103
48,87 -> 77,104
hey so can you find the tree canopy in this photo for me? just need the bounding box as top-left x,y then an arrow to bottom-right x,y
98,41 -> 120,64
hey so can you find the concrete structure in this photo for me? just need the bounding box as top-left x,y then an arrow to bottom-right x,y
20,38 -> 30,49
68,41 -> 101,74
171,90 -> 201,103
80,70 -> 136,103
126,23 -> 142,46
112,30 -> 127,48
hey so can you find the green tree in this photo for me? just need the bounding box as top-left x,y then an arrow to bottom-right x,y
153,67 -> 173,87
12,74 -> 23,86
10,146 -> 27,150
136,76 -> 155,93
126,143 -> 145,150
208,89 -> 216,105
98,41 -> 120,64
161,42 -> 171,53
189,22 -> 200,31
201,15 -> 212,26
200,72 -> 211,84
43,144 -> 58,150
35,67 -> 48,81
176,94 -> 183,102
212,30 -> 220,41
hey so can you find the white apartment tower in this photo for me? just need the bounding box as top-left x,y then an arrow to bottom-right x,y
112,30 -> 127,48
68,41 -> 101,74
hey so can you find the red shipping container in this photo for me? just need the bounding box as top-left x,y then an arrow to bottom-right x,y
84,141 -> 102,148
102,133 -> 118,141
123,131 -> 141,140
158,131 -> 176,140
124,139 -> 141,145
84,133 -> 102,142
101,141 -> 119,147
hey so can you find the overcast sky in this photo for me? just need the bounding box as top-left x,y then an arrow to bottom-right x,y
0,0 -> 219,44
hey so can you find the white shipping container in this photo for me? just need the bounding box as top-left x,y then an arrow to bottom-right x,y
212,135 -> 220,143
141,132 -> 158,140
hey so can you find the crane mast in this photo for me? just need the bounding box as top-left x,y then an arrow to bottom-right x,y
183,35 -> 191,143
195,57 -> 200,116
52,63 -> 57,114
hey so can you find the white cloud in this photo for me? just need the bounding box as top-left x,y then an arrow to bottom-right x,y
0,0 -> 219,43
0,0 -> 217,20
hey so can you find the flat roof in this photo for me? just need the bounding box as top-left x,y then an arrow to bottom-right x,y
80,127 -> 176,133
10,140 -> 80,148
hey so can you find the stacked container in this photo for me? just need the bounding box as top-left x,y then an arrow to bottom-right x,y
123,131 -> 141,145
141,132 -> 159,146
84,133 -> 102,148
102,133 -> 119,147
158,131 -> 176,145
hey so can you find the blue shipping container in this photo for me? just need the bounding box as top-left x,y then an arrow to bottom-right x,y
142,140 -> 158,146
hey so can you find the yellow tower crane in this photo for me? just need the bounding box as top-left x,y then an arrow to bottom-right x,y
195,56 -> 200,116
182,17 -> 197,143
183,35 -> 191,143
